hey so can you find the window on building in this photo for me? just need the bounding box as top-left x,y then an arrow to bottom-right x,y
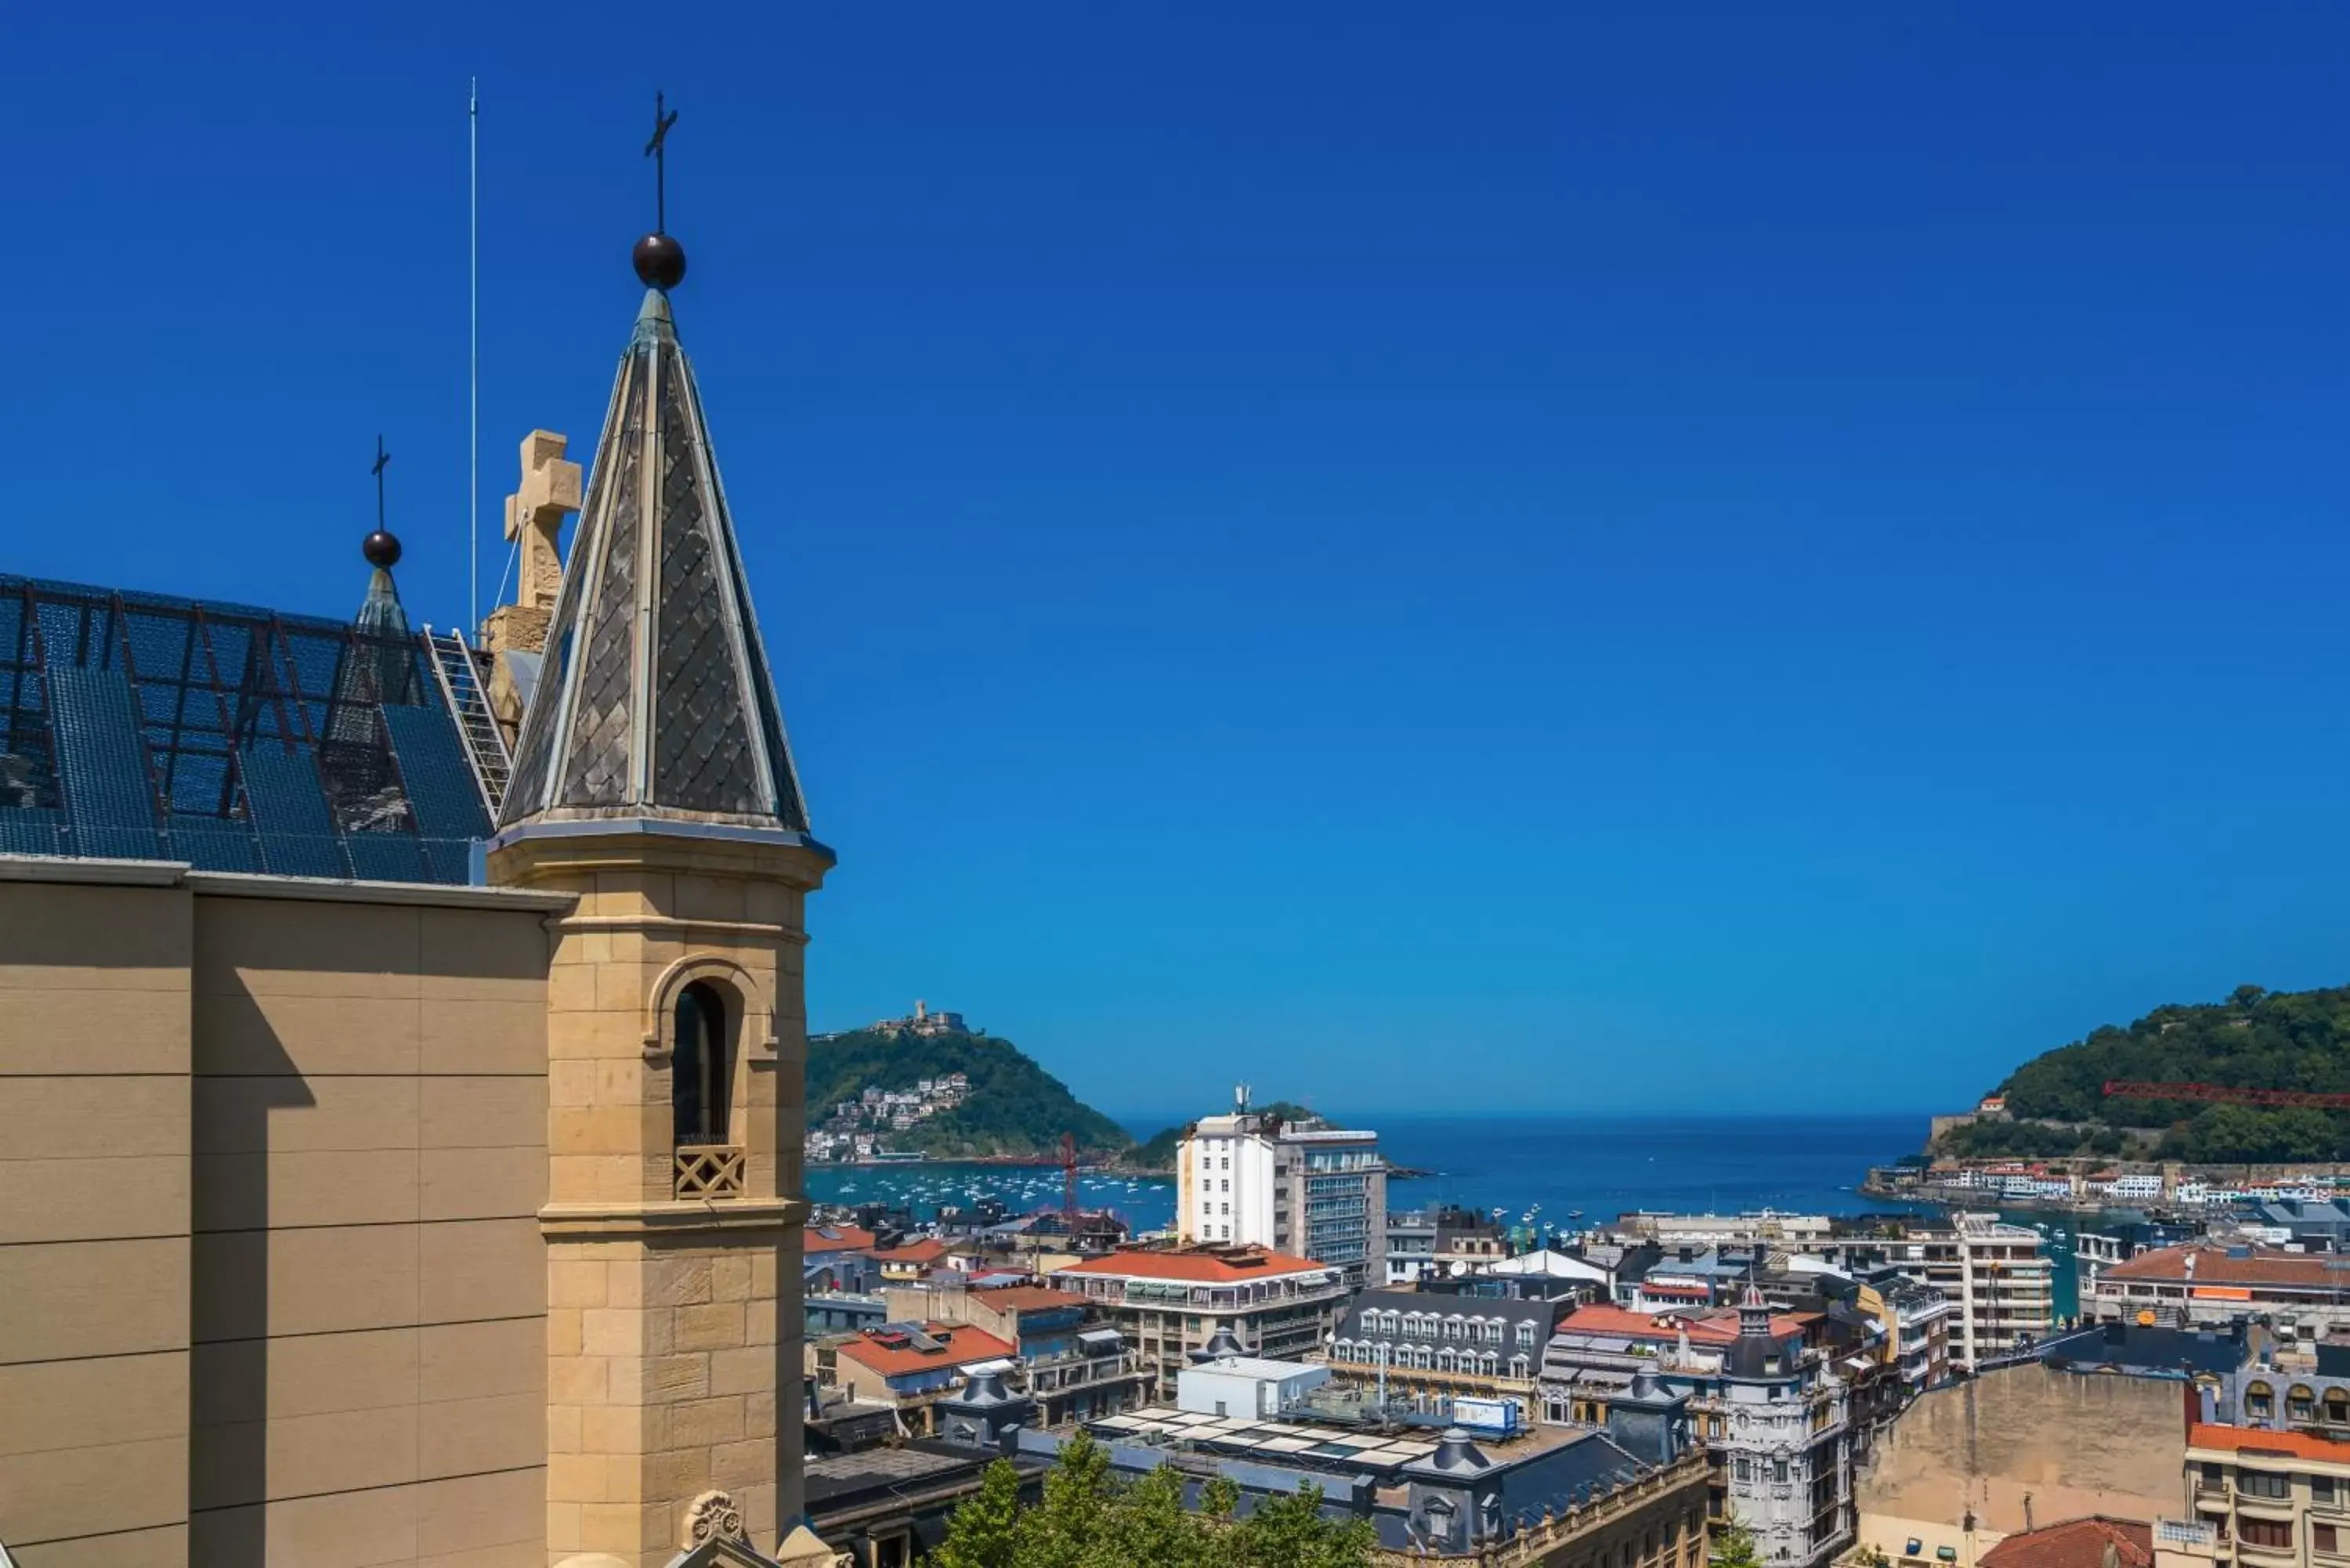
671,982 -> 731,1146
1519,1322 -> 1538,1348
2294,1387 -> 2319,1423
2330,1393 -> 2350,1427
1734,1457 -> 1752,1483
2240,1519 -> 2293,1550
2316,1525 -> 2339,1556
2250,1381 -> 2276,1420
1220,1203 -> 1230,1215
1773,1458 -> 1789,1485
2243,1472 -> 2292,1500
2318,1475 -> 2338,1506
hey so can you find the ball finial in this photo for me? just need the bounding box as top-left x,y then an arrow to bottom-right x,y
634,232 -> 687,291
363,529 -> 403,569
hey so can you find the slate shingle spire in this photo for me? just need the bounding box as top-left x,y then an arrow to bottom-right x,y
498,287 -> 811,835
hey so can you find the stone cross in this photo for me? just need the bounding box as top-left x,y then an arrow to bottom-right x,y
504,430 -> 581,614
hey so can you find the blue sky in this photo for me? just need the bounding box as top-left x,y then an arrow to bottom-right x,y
12,6 -> 2350,1117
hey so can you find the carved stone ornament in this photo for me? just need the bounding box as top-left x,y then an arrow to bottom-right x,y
685,1488 -> 749,1548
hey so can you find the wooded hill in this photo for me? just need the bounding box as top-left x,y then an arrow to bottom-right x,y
804,1025 -> 1130,1160
1947,983 -> 2350,1163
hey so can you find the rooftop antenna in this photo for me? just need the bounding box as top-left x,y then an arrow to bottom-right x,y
468,79 -> 479,635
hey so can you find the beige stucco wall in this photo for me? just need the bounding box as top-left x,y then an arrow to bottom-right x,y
0,869 -> 195,1568
0,862 -> 563,1568
186,891 -> 555,1566
1858,1364 -> 2186,1534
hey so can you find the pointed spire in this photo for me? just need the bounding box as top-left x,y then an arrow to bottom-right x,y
497,283 -> 812,840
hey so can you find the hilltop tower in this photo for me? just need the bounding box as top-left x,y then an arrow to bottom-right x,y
488,229 -> 833,1565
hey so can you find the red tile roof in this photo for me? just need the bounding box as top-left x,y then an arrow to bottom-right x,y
2189,1423 -> 2350,1463
805,1224 -> 879,1255
2107,1245 -> 2341,1289
1559,1304 -> 1809,1344
973,1286 -> 1088,1313
873,1239 -> 950,1265
1054,1245 -> 1328,1284
1979,1517 -> 2153,1568
837,1323 -> 1015,1378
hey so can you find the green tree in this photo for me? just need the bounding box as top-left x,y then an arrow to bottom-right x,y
935,1435 -> 1375,1568
1231,1484 -> 1376,1567
1713,1516 -> 1762,1568
933,1459 -> 1026,1568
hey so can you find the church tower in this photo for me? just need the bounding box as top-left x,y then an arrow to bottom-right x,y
487,208 -> 833,1566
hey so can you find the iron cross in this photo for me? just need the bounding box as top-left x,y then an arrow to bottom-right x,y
645,91 -> 679,233
372,435 -> 392,531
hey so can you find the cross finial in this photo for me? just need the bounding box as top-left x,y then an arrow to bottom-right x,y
645,90 -> 679,234
372,435 -> 392,530
363,435 -> 402,569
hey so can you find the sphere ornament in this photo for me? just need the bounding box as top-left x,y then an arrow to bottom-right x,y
363,529 -> 403,569
633,231 -> 688,291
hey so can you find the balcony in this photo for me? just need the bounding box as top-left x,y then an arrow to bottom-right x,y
675,1143 -> 746,1199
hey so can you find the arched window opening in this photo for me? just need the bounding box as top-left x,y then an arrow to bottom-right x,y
673,981 -> 733,1147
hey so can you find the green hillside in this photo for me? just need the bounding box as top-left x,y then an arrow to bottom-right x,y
1957,983 -> 2350,1163
805,1026 -> 1130,1159
1129,1101 -> 1328,1172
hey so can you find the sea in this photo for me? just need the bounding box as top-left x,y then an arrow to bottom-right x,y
798,1111 -> 2106,1314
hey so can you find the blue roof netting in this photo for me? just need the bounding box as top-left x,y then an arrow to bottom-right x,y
0,576 -> 491,883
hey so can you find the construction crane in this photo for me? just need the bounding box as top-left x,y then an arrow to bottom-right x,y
1061,1133 -> 1080,1227
2102,1079 -> 2350,1110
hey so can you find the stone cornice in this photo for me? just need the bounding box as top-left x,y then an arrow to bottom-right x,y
539,1196 -> 810,1239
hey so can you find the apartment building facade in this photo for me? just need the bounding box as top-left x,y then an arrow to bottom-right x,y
1539,1292 -> 1855,1568
1876,1215 -> 2054,1367
1049,1244 -> 1347,1396
1177,1093 -> 1387,1287
2156,1424 -> 2350,1568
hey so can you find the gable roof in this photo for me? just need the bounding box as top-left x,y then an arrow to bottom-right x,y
873,1239 -> 949,1265
1979,1517 -> 2153,1568
972,1285 -> 1088,1313
1556,1303 -> 1806,1346
804,1224 -> 879,1255
2107,1244 -> 2342,1289
837,1323 -> 1014,1378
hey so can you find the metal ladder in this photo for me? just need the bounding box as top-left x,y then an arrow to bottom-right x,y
421,626 -> 512,822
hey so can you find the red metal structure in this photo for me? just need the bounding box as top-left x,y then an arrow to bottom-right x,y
2102,1079 -> 2350,1110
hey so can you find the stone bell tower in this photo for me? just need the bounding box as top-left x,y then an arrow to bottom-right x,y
487,222 -> 833,1566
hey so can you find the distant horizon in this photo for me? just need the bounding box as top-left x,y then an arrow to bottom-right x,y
1101,1107 -> 1943,1131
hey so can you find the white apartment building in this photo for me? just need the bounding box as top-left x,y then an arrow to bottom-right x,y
1177,1087 -> 1387,1288
1877,1214 -> 2054,1367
